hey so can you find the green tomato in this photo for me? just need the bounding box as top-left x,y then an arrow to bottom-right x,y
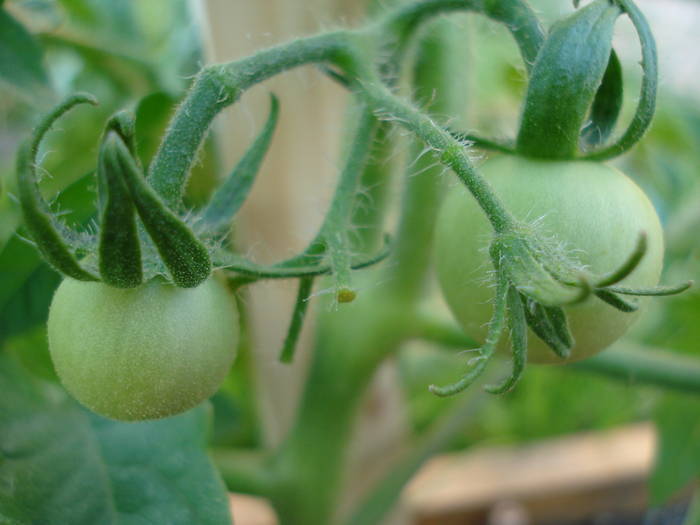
48,276 -> 239,421
435,155 -> 664,363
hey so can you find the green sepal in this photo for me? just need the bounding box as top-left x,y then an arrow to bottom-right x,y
595,232 -> 646,287
491,232 -> 582,306
106,110 -> 139,156
97,110 -> 140,215
594,288 -> 638,312
485,286 -> 527,394
429,270 -> 509,398
581,49 -> 623,148
522,299 -> 572,359
607,281 -> 693,297
97,129 -> 143,288
201,94 -> 279,234
107,136 -> 212,288
15,94 -> 99,282
542,305 -> 574,350
582,0 -> 658,160
516,0 -> 621,159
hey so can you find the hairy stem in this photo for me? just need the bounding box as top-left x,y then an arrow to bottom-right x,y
351,68 -> 517,233
148,32 -> 354,209
386,19 -> 470,302
348,121 -> 394,255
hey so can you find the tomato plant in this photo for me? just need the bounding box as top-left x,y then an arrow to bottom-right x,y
2,0 -> 699,524
435,155 -> 664,363
48,276 -> 239,421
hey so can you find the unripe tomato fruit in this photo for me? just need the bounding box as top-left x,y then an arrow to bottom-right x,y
435,155 -> 664,363
48,276 -> 239,421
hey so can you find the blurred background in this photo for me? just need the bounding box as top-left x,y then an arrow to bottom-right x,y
1,0 -> 700,524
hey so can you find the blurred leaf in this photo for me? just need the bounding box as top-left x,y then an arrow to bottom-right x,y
0,259 -> 61,347
582,49 -> 622,148
650,393 -> 700,505
0,192 -> 20,251
0,354 -> 232,525
135,91 -> 177,169
59,0 -> 138,39
0,7 -> 51,100
58,0 -> 99,25
646,290 -> 700,357
4,326 -> 56,382
0,174 -> 96,346
212,300 -> 259,448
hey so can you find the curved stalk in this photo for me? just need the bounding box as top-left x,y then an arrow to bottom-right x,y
148,32 -> 354,209
379,0 -> 544,72
350,68 -> 517,233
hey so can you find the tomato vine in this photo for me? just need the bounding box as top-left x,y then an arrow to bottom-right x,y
11,1 -> 698,522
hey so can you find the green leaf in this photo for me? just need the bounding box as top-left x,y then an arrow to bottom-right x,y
135,92 -> 178,169
650,393 -> 700,505
3,327 -> 57,382
516,0 -> 620,158
0,261 -> 60,347
0,355 -> 232,525
57,0 -> 98,25
0,174 -> 96,346
58,0 -> 138,39
0,7 -> 51,100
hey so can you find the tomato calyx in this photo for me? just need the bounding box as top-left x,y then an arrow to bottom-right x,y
430,225 -> 691,397
443,0 -> 656,162
17,95 -> 390,292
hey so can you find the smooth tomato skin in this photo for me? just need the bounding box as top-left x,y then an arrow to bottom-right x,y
435,155 -> 664,363
48,276 -> 239,421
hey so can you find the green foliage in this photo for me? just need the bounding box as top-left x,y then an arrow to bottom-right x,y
0,355 -> 232,525
0,174 -> 96,345
650,393 -> 700,505
134,92 -> 178,168
0,7 -> 50,101
2,0 -> 700,523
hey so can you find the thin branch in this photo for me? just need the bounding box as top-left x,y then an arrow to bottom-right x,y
571,343 -> 700,394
